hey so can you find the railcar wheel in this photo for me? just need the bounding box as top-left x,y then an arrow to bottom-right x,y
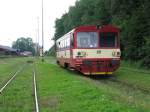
64,63 -> 69,68
56,60 -> 60,65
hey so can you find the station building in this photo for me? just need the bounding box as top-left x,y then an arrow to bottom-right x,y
0,45 -> 18,56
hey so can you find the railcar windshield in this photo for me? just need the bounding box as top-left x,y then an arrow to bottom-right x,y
100,32 -> 118,47
76,32 -> 98,48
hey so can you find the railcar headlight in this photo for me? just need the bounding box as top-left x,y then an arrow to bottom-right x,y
77,52 -> 81,56
77,51 -> 86,57
116,51 -> 121,57
81,51 -> 86,57
112,51 -> 121,57
112,52 -> 115,56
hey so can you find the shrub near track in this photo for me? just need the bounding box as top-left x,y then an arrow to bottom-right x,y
36,61 -> 149,112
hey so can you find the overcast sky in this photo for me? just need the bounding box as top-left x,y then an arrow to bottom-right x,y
0,0 -> 76,50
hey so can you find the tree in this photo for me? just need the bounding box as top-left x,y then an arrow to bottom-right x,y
52,0 -> 150,67
12,37 -> 35,55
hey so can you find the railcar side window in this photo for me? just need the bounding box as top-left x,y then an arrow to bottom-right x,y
100,32 -> 117,47
77,32 -> 98,48
70,33 -> 74,47
67,38 -> 70,47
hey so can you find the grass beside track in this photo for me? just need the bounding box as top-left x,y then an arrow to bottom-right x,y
0,57 -> 149,112
36,59 -> 150,112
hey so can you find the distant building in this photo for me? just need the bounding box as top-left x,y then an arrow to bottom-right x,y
0,45 -> 18,55
20,51 -> 32,56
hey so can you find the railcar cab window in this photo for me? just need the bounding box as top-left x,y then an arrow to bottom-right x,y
100,32 -> 118,47
77,32 -> 98,48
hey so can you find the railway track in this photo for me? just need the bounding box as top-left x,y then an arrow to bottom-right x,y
66,65 -> 150,94
107,76 -> 150,94
91,75 -> 150,94
33,64 -> 40,112
0,60 -> 40,112
120,67 -> 150,75
0,64 -> 26,94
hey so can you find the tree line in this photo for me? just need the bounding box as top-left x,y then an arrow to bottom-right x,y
53,0 -> 150,67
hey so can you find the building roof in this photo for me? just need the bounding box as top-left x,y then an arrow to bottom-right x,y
0,45 -> 17,52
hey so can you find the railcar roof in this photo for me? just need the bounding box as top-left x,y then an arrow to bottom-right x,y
0,45 -> 17,51
56,25 -> 119,42
74,25 -> 119,32
56,29 -> 75,42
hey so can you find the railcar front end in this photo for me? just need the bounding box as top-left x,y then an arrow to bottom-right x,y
56,25 -> 121,75
73,49 -> 120,75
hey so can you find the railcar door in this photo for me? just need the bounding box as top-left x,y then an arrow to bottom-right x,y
70,33 -> 74,66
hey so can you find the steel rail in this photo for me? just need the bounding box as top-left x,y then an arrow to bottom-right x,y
0,64 -> 26,94
108,77 -> 150,94
90,75 -> 150,94
33,67 -> 39,112
119,67 -> 150,74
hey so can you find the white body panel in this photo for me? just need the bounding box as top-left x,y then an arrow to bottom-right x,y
56,49 -> 120,59
73,49 -> 120,59
56,50 -> 70,58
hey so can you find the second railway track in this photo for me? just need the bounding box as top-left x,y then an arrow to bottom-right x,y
0,64 -> 26,94
0,60 -> 40,112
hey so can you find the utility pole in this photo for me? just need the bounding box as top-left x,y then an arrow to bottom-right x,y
36,17 -> 40,57
41,0 -> 44,61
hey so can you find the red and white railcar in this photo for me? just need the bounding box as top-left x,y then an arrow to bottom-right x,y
56,25 -> 121,75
